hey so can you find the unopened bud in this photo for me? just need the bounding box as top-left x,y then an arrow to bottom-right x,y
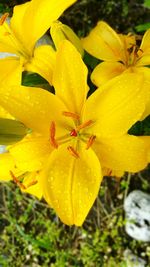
50,20 -> 84,57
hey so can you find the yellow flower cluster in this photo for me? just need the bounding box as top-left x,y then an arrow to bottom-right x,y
0,0 -> 149,226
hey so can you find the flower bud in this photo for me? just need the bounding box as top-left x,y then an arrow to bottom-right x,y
0,118 -> 28,145
50,20 -> 84,56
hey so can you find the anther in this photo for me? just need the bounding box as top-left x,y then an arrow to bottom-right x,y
86,135 -> 96,149
67,146 -> 79,158
0,13 -> 9,25
62,111 -> 80,120
50,121 -> 58,149
70,129 -> 78,137
4,32 -> 11,36
77,120 -> 93,131
10,171 -> 26,190
26,180 -> 38,188
107,169 -> 112,176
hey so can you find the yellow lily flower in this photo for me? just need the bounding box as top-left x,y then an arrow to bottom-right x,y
0,41 -> 148,226
82,21 -> 150,85
82,21 -> 150,118
0,0 -> 77,84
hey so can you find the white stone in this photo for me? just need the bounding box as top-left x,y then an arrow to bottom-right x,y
124,190 -> 150,241
124,249 -> 146,267
0,145 -> 6,154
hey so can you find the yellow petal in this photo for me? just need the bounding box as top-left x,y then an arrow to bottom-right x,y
136,53 -> 150,66
102,167 -> 124,178
141,96 -> 150,119
83,73 -> 145,138
140,28 -> 150,54
53,40 -> 88,115
25,45 -> 56,85
19,0 -> 77,52
0,84 -> 72,135
43,143 -> 102,226
119,33 -> 136,49
94,134 -> 148,172
9,135 -> 51,172
50,20 -> 84,56
10,2 -> 31,55
0,106 -> 13,119
91,61 -> 126,86
82,21 -> 125,61
0,152 -> 16,181
0,58 -> 23,121
0,57 -> 22,85
0,21 -> 20,54
129,67 -> 150,119
140,136 -> 150,162
22,171 -> 43,199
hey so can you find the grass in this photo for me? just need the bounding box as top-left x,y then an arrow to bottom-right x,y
1,170 -> 150,266
0,0 -> 150,266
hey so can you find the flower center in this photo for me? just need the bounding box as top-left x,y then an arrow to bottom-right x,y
49,111 -> 96,158
126,44 -> 143,67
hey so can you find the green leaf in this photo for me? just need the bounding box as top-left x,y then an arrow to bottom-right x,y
0,118 -> 28,145
135,22 -> 150,32
144,0 -> 150,8
22,72 -> 53,92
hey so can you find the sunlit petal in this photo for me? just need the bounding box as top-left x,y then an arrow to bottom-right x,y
25,45 -> 56,85
8,135 -> 52,172
91,61 -> 126,86
82,21 -> 125,61
53,40 -> 88,115
43,143 -> 102,226
93,134 -> 148,172
20,0 -> 77,52
83,73 -> 146,138
0,85 -> 72,135
0,152 -> 17,181
140,28 -> 150,54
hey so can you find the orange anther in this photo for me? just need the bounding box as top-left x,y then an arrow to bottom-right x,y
107,169 -> 112,176
77,120 -> 93,131
50,121 -> 58,149
26,180 -> 38,188
4,32 -> 11,36
86,135 -> 96,150
62,111 -> 80,120
67,146 -> 79,158
0,13 -> 9,25
10,171 -> 26,190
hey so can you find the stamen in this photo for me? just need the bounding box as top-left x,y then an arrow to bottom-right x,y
62,111 -> 80,120
26,180 -> 38,188
70,129 -> 78,137
107,169 -> 112,176
86,135 -> 96,149
50,121 -> 58,149
0,13 -> 9,25
10,171 -> 26,190
4,32 -> 11,36
67,146 -> 79,158
77,120 -> 93,131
